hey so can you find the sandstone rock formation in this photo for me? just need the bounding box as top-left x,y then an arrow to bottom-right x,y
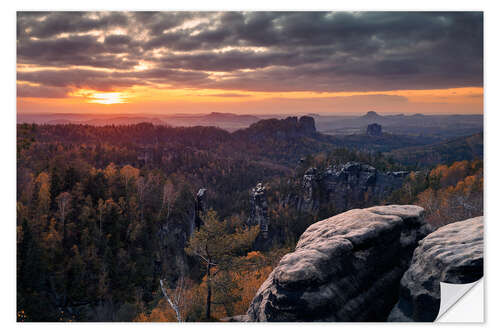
246,205 -> 430,322
237,116 -> 317,141
247,183 -> 271,250
388,216 -> 483,322
366,123 -> 382,136
248,183 -> 270,234
298,167 -> 321,212
361,111 -> 382,120
298,116 -> 316,135
194,188 -> 207,230
292,162 -> 408,214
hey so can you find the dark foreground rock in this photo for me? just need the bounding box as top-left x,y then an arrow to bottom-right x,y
388,216 -> 483,322
246,205 -> 430,322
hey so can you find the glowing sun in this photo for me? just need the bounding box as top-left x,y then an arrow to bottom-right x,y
87,92 -> 128,104
69,89 -> 130,104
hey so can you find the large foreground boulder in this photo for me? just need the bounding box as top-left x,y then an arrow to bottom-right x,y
388,216 -> 483,322
246,205 -> 430,322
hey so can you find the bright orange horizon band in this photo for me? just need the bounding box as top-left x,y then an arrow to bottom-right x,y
16,84 -> 483,115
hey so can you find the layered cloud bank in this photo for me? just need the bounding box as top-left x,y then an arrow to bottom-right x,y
17,12 -> 483,114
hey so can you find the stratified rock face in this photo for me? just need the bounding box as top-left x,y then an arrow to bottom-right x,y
366,123 -> 382,136
247,205 -> 430,322
388,216 -> 483,322
295,162 -> 408,213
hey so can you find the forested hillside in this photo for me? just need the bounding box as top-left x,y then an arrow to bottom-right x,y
387,160 -> 483,227
16,119 -> 483,322
388,132 -> 483,167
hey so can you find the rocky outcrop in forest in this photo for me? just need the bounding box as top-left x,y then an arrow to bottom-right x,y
366,123 -> 382,136
245,205 -> 431,322
247,183 -> 270,235
388,216 -> 484,322
247,183 -> 272,249
194,188 -> 207,231
289,162 -> 409,213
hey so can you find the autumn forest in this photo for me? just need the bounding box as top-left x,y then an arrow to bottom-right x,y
16,120 -> 483,321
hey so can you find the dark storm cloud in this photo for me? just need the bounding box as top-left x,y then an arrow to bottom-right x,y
131,68 -> 211,86
17,69 -> 139,91
17,11 -> 483,94
104,34 -> 132,45
18,33 -> 141,69
17,83 -> 70,98
17,67 -> 211,91
153,49 -> 321,71
17,12 -> 129,39
132,11 -> 209,36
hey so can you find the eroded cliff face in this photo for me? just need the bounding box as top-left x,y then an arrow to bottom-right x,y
290,162 -> 408,214
245,205 -> 431,322
388,216 -> 484,322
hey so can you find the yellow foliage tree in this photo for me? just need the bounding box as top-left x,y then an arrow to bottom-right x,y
120,165 -> 140,190
185,210 -> 259,320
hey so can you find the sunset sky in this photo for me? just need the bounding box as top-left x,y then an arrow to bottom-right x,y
16,11 -> 483,115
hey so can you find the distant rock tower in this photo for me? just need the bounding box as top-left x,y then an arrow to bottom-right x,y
364,111 -> 380,119
366,123 -> 382,136
298,116 -> 316,135
248,183 -> 270,239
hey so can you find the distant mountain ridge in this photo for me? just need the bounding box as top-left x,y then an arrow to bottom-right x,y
17,112 -> 261,131
19,115 -> 468,166
203,112 -> 260,122
18,111 -> 483,140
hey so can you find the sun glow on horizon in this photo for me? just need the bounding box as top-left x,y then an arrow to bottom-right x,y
88,92 -> 127,105
70,90 -> 130,105
19,85 -> 483,115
